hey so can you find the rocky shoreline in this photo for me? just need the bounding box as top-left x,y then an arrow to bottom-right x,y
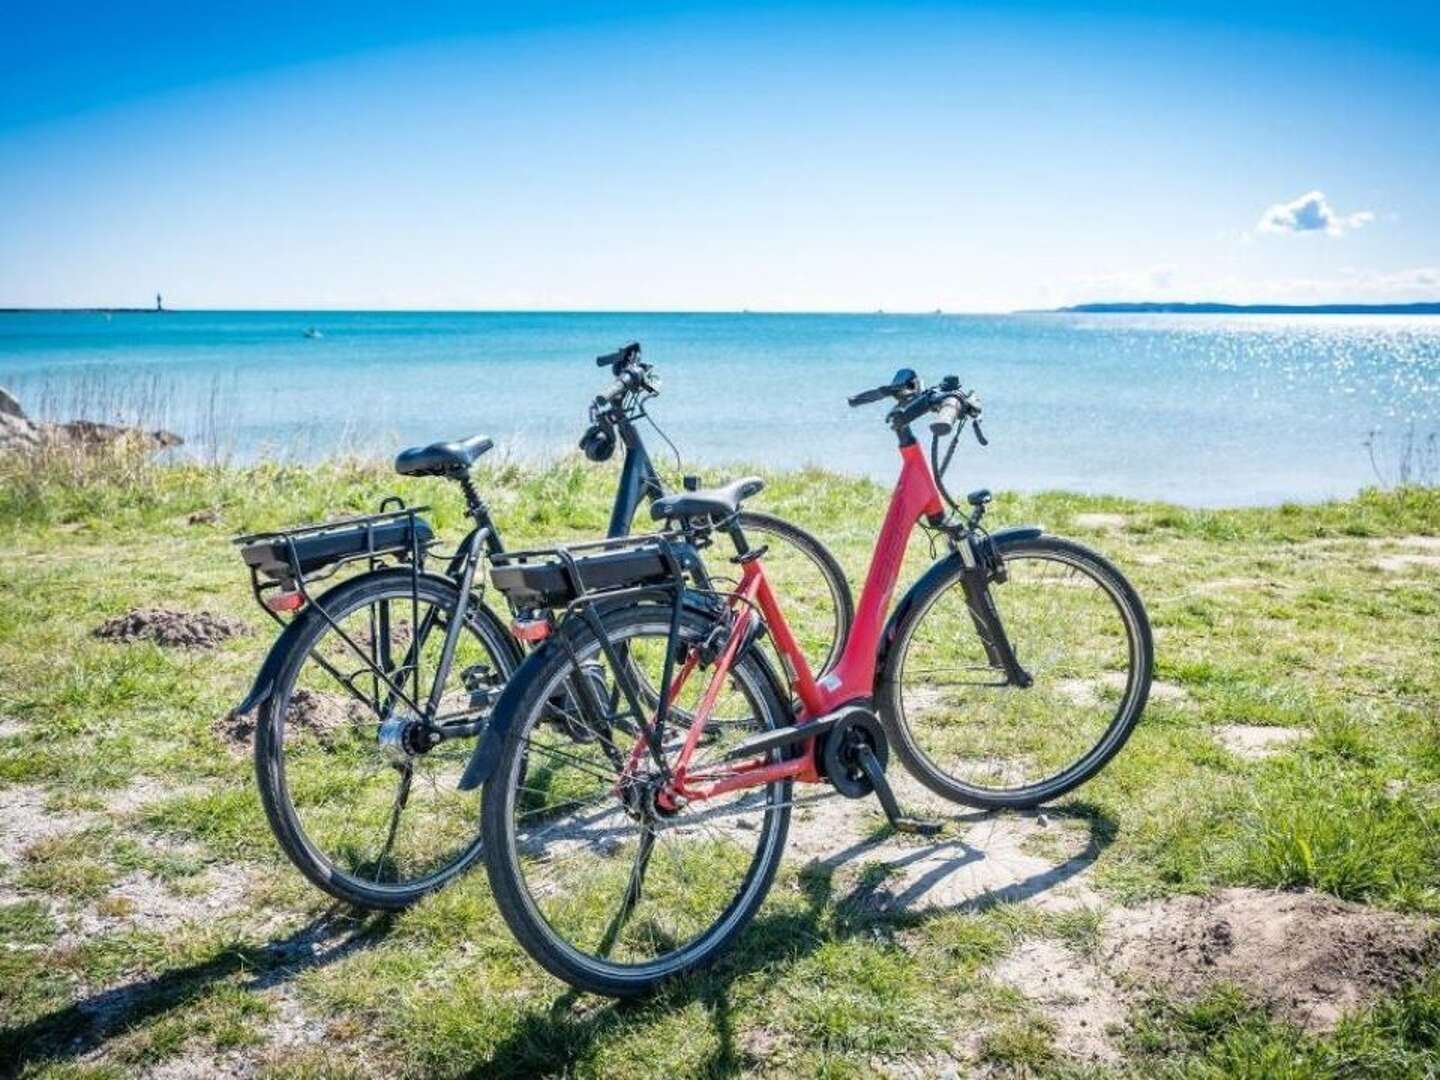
0,387 -> 182,454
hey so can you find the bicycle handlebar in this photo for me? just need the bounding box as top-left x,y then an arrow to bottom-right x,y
593,342 -> 659,408
596,342 -> 642,371
848,369 -> 984,444
847,368 -> 919,407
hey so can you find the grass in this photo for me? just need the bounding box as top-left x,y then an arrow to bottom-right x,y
1,444 -> 1439,1076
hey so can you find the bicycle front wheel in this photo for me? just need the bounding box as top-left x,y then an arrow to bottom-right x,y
878,535 -> 1152,808
481,603 -> 792,997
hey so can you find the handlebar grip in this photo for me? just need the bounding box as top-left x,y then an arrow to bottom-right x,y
847,386 -> 890,407
930,397 -> 963,436
596,342 -> 641,368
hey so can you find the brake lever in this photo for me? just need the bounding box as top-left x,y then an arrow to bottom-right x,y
972,418 -> 988,446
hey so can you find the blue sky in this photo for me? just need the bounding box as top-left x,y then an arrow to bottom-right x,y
2,2 -> 1437,311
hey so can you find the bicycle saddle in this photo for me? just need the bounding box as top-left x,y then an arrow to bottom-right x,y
651,476 -> 764,521
394,434 -> 494,478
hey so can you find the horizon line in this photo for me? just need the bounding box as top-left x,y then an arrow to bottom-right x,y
4,299 -> 1440,317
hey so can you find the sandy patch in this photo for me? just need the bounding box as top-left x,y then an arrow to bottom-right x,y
93,608 -> 250,649
70,858 -> 257,940
1073,513 -> 1128,530
104,778 -> 208,815
1213,724 -> 1306,760
785,776 -> 1104,915
1367,536 -> 1440,574
1108,888 -> 1437,1031
992,938 -> 1125,1063
1374,553 -> 1440,573
1057,672 -> 1184,708
0,715 -> 27,738
1368,535 -> 1440,551
0,784 -> 89,864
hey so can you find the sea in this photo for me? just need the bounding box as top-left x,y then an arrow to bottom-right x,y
2,310 -> 1437,507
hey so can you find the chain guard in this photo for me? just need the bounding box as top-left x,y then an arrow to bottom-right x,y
819,710 -> 889,799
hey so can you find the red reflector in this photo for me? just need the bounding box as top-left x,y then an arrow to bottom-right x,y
265,591 -> 306,613
512,617 -> 551,642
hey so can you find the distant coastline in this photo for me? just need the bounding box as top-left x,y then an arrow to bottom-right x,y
5,302 -> 1440,317
0,308 -> 166,315
1048,301 -> 1440,315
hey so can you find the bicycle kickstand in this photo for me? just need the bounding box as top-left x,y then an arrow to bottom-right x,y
855,745 -> 944,837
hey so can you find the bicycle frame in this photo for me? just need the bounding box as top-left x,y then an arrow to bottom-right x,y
444,410 -> 665,583
637,440 -> 945,805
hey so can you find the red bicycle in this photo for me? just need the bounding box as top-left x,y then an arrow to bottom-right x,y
459,369 -> 1153,996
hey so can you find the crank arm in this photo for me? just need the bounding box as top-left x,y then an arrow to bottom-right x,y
855,745 -> 943,837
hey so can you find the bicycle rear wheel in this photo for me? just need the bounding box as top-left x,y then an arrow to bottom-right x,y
255,571 -> 517,908
878,535 -> 1152,808
481,603 -> 791,997
736,509 -> 853,677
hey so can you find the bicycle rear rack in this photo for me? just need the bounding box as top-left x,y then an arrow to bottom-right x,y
489,533 -> 704,772
233,497 -> 442,722
234,497 -> 433,627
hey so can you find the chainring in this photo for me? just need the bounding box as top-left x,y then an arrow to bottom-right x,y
819,710 -> 889,799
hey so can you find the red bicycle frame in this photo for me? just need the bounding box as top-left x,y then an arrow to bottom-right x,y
632,440 -> 945,807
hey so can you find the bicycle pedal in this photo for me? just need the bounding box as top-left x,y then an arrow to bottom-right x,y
892,817 -> 944,837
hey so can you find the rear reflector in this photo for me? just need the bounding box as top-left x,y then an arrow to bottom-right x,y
265,591 -> 306,613
512,617 -> 551,642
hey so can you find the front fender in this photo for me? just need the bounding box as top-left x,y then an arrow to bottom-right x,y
875,525 -> 1043,677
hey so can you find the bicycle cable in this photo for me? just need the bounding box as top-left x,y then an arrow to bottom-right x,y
636,399 -> 686,479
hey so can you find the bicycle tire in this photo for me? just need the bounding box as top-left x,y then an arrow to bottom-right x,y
255,570 -> 517,909
481,603 -> 792,997
878,534 -> 1153,809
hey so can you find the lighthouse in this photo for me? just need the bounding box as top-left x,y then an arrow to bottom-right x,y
156,293 -> 164,312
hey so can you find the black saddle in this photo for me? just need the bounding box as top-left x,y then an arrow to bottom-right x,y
394,435 -> 493,478
651,476 -> 764,521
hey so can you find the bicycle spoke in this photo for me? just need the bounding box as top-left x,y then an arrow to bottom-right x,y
272,580 -> 510,902
372,767 -> 413,883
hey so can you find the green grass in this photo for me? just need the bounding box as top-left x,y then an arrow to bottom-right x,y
2,448 -> 1439,1076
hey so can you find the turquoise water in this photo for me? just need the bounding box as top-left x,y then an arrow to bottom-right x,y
2,310 -> 1437,506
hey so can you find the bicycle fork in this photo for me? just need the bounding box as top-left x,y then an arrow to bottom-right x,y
957,535 -> 1033,689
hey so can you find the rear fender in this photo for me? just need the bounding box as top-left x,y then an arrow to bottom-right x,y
233,609 -> 316,717
234,568 -> 523,716
458,589 -> 749,792
875,525 -> 1043,677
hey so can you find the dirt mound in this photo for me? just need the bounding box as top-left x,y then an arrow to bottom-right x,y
213,688 -> 368,751
93,608 -> 249,649
1109,888 -> 1438,1031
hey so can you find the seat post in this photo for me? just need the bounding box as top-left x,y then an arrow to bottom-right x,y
454,472 -> 487,521
726,517 -> 751,557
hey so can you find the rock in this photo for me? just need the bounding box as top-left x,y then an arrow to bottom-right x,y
42,419 -> 183,450
0,410 -> 41,450
0,389 -> 182,455
0,387 -> 25,419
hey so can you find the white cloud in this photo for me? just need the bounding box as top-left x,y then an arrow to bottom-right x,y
1256,190 -> 1374,236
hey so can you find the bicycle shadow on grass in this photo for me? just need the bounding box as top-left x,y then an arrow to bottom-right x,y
465,801 -> 1116,1078
0,905 -> 397,1076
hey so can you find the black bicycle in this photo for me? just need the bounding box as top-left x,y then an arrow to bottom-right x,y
232,344 -> 853,909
